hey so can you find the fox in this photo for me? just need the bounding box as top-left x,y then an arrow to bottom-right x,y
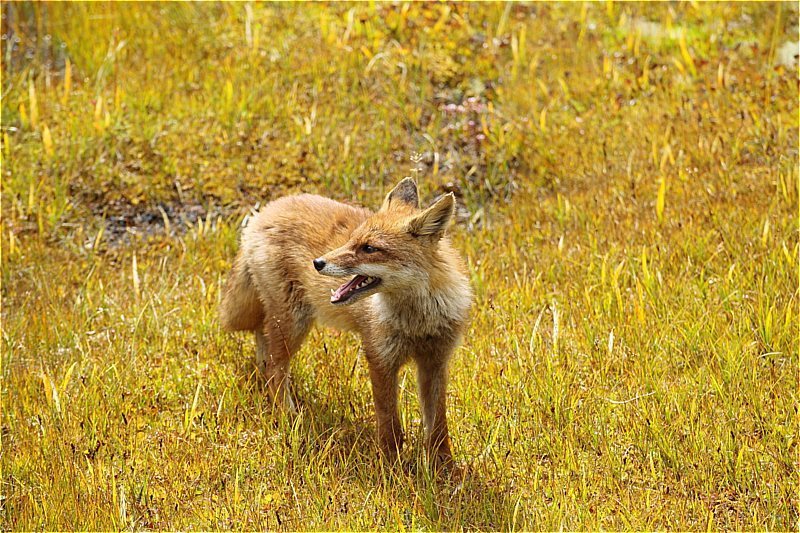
219,178 -> 472,468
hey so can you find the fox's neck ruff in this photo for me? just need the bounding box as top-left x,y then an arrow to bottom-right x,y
372,274 -> 471,337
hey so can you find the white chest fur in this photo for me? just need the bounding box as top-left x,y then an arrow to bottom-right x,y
371,281 -> 471,337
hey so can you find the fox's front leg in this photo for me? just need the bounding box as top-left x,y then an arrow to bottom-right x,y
416,357 -> 453,468
366,360 -> 403,461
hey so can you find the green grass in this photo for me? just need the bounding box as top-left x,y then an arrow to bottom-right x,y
2,2 -> 798,530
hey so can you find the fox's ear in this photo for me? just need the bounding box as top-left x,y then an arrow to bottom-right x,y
408,193 -> 455,238
381,177 -> 419,211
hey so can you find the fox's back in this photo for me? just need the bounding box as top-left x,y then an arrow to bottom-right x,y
240,194 -> 372,331
244,194 -> 370,254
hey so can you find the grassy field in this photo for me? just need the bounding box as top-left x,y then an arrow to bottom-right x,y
2,2 -> 798,530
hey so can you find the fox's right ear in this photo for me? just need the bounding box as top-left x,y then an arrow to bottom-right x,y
407,193 -> 455,239
381,177 -> 419,211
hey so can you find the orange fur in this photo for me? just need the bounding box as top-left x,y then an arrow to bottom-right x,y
220,179 -> 472,469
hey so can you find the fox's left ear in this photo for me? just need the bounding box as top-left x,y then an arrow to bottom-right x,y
381,177 -> 419,211
407,193 -> 455,239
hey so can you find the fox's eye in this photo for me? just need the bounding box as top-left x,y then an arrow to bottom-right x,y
361,244 -> 378,254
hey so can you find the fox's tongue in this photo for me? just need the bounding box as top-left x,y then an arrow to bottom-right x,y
331,275 -> 368,303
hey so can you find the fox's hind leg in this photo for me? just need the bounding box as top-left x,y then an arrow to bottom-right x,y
255,306 -> 311,413
255,327 -> 294,413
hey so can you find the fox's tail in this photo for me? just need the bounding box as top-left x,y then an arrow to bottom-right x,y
220,253 -> 264,332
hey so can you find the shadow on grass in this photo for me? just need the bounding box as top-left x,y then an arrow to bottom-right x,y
232,355 -> 515,529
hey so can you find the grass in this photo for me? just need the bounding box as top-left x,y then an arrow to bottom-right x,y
2,2 -> 798,530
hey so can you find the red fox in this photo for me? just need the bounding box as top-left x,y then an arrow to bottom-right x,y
220,178 -> 472,468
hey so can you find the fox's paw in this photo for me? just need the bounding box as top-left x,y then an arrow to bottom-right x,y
430,451 -> 453,472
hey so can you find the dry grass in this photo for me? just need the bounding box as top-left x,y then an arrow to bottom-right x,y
2,2 -> 798,530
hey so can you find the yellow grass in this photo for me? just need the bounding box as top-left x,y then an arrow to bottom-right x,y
2,2 -> 798,530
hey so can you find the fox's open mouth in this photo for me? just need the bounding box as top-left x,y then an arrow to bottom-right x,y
331,275 -> 381,305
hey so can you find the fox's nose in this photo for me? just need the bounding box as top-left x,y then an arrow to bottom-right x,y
313,258 -> 326,272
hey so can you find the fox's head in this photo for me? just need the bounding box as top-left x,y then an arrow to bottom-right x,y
313,178 -> 456,305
